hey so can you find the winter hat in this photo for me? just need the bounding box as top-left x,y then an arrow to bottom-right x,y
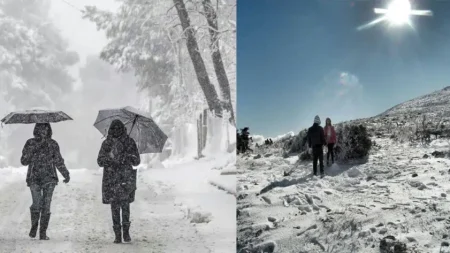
314,115 -> 321,125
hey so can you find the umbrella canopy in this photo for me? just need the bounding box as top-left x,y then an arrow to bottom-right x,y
1,110 -> 73,124
93,106 -> 168,154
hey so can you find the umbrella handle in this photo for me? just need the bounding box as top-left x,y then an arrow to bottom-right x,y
129,116 -> 138,135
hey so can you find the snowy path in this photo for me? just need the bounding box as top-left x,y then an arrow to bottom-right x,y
237,139 -> 450,253
0,163 -> 232,253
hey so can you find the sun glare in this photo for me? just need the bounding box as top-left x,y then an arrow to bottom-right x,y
386,0 -> 412,25
359,0 -> 432,31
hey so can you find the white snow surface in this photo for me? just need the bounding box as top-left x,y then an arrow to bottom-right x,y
0,153 -> 236,253
382,86 -> 450,117
237,137 -> 450,253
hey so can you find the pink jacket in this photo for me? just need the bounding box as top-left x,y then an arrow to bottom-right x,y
324,125 -> 337,144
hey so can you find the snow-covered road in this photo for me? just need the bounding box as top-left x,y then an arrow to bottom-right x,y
0,155 -> 236,253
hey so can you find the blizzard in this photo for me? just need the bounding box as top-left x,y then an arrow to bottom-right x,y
0,0 -> 236,251
0,149 -> 235,253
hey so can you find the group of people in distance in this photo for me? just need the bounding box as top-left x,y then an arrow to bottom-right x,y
237,115 -> 337,179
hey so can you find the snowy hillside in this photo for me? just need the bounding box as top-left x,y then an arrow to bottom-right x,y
237,87 -> 450,253
342,86 -> 450,134
237,140 -> 450,253
381,86 -> 450,117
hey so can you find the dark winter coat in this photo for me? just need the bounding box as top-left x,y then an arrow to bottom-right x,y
241,130 -> 250,141
20,123 -> 70,187
97,120 -> 140,204
307,123 -> 326,148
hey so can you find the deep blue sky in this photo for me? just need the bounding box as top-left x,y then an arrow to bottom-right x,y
237,0 -> 450,137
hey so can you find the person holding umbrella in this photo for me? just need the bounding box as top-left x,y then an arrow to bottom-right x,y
20,123 -> 70,240
93,106 -> 167,243
2,109 -> 72,241
97,119 -> 141,244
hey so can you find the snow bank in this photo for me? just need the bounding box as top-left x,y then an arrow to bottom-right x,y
209,175 -> 236,195
430,139 -> 450,149
170,123 -> 198,159
203,112 -> 235,157
0,166 -> 27,188
141,152 -> 236,252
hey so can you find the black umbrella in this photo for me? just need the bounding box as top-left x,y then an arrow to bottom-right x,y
93,106 -> 168,154
1,110 -> 73,124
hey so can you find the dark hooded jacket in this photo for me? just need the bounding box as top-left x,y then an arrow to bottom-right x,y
97,120 -> 140,204
241,128 -> 250,141
20,123 -> 70,186
307,123 -> 326,148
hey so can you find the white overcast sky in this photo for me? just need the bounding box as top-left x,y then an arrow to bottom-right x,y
49,0 -> 120,88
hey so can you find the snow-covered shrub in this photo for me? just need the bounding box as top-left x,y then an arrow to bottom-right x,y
288,129 -> 308,154
335,124 -> 372,161
299,150 -> 312,161
393,126 -> 415,144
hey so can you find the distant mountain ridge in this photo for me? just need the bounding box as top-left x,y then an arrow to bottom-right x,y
379,86 -> 450,118
251,86 -> 450,143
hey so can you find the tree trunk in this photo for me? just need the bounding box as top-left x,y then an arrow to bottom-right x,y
201,0 -> 235,125
173,0 -> 223,117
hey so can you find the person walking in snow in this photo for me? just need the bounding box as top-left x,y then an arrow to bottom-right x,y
236,130 -> 242,154
241,127 -> 251,153
97,119 -> 141,244
307,116 -> 326,177
20,123 -> 70,240
324,118 -> 337,166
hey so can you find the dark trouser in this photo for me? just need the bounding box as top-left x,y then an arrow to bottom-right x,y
241,140 -> 248,153
312,146 -> 324,175
327,143 -> 335,163
111,201 -> 130,226
30,183 -> 56,214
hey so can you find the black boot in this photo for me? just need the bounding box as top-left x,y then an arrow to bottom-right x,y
113,225 -> 122,243
29,210 -> 40,238
39,213 -> 51,240
122,222 -> 131,242
111,202 -> 122,243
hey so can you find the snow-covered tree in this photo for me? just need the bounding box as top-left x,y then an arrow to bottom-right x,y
0,0 -> 79,167
82,0 -> 236,127
57,55 -> 139,169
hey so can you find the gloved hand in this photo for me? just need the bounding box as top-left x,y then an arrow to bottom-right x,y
105,157 -> 121,167
121,154 -> 137,165
63,175 -> 70,184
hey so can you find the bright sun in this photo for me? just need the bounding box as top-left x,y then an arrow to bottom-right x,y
386,0 -> 412,25
358,0 -> 432,31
